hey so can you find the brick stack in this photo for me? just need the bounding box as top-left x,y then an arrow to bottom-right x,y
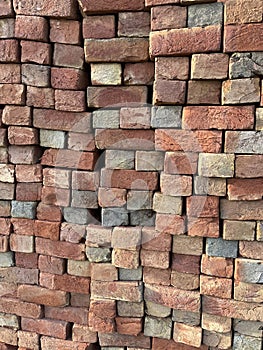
0,0 -> 262,349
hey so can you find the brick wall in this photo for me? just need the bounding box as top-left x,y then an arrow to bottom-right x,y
0,0 -> 262,349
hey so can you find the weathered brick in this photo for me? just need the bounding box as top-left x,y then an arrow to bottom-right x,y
0,64 -> 20,84
21,317 -> 69,339
191,53 -> 229,79
37,203 -> 62,222
124,62 -> 154,85
141,249 -> 169,269
40,272 -> 90,294
22,64 -> 50,87
120,107 -> 151,129
91,63 -> 122,85
21,40 -> 51,65
45,305 -> 88,325
50,19 -> 80,44
172,254 -> 200,275
0,236 -> 8,252
99,333 -> 151,348
36,237 -> 85,260
142,227 -> 172,252
206,237 -> 238,258
118,12 -> 150,37
15,15 -> 48,41
234,280 -> 263,303
235,258 -> 263,283
225,0 -> 263,24
160,174 -> 192,196
153,80 -> 186,105
72,323 -> 97,342
164,152 -> 198,175
155,57 -> 189,81
236,155 -> 263,178
144,316 -> 172,340
41,336 -> 90,350
51,67 -> 87,90
233,333 -> 262,350
187,196 -> 219,218
10,234 -> 34,253
0,328 -> 17,346
105,150 -> 134,170
72,171 -> 99,191
83,15 -> 115,39
173,323 -> 202,348
118,301 -> 144,318
188,3 -> 223,27
229,52 -> 263,79
155,213 -> 185,235
144,266 -> 171,286
0,84 -> 25,105
91,281 -> 143,302
38,255 -> 65,275
187,80 -> 221,105
92,109 -> 119,129
88,86 -> 148,108
67,259 -> 90,277
152,338 -> 208,350
221,199 -> 263,220
146,301 -> 170,318
116,317 -> 142,336
155,129 -> 222,153
0,296 -> 42,318
0,0 -> 13,17
89,299 -> 116,333
228,178 -> 263,201
194,176 -> 226,196
201,275 -> 232,299
61,222 -> 86,244
8,126 -> 38,145
68,132 -> 95,152
223,220 -> 255,241
203,329 -> 232,349
151,6 -> 186,31
2,106 -> 31,126
72,190 -> 98,209
256,108 -> 263,130
0,40 -> 19,63
18,330 -> 39,350
55,89 -> 86,112
202,313 -> 231,333
53,43 -> 84,69
85,38 -> 149,62
11,201 -> 37,219
0,266 -> 38,285
150,25 -> 221,56
119,267 -> 142,281
98,188 -> 126,208
0,164 -> 14,183
153,193 -> 182,215
225,130 -> 263,154
188,217 -> 219,238
240,241 -> 263,260
151,106 -> 182,128
41,186 -> 69,207
172,235 -> 203,256
222,78 -> 260,104
198,153 -> 234,178
0,252 -> 14,267
171,271 -> 199,290
172,310 -> 200,327
234,319 -> 263,337
224,23 -> 263,52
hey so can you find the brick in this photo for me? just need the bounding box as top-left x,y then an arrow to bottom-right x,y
91,63 -> 122,85
236,155 -> 263,178
224,23 -> 263,52
72,171 -> 99,191
45,306 -> 88,325
91,263 -> 117,281
173,323 -> 202,348
13,0 -> 77,17
202,295 -> 263,321
188,3 -> 223,27
172,310 -> 200,327
78,0 -> 144,13
41,186 -> 70,207
112,227 -> 141,251
142,227 -> 171,251
18,330 -> 39,349
153,193 -> 182,214
0,266 -> 38,284
0,164 -> 14,183
105,150 -> 134,169
0,84 -> 25,105
225,130 -> 263,154
34,220 -> 60,241
200,275 -> 232,299
239,241 -> 263,260
41,149 -> 96,170
156,58 -> 188,82
187,80 -> 221,104
37,203 -> 62,222
36,237 -> 85,260
127,190 -> 152,210
164,152 -> 198,175
235,258 -> 263,283
72,324 -> 97,342
234,319 -> 263,338
233,333 -> 262,350
2,106 -> 31,126
22,64 -> 50,88
0,64 -> 20,84
0,236 -> 8,252
43,168 -> 70,189
88,86 -> 148,108
21,317 -> 69,339
223,220 -> 255,241
11,218 -> 34,236
155,129 -> 222,153
183,105 -> 254,130
144,316 -> 172,340
0,148 -> 8,163
172,235 -> 203,256
61,223 -> 86,244
15,15 -> 48,41
154,80 -> 186,105
190,217 -> 219,239
225,0 -> 263,24
0,219 -> 11,235
85,38 -> 149,62
155,213 -> 185,235
40,272 -> 90,294
161,174 -> 192,196
11,201 -> 37,219
0,252 -> 14,267
146,301 -> 170,318
0,0 -> 13,17
198,153 -> 234,178
10,234 -> 34,253
234,280 -> 263,303
187,196 -> 219,218
89,299 -> 116,333
191,53 -> 229,79
144,267 -> 171,286
38,255 -> 65,275
118,301 -> 144,318
116,317 -> 142,336
202,313 -> 231,333
141,249 -> 170,269
229,52 -> 263,79
206,237 -> 238,258
51,67 -> 87,90
172,254 -> 200,274
256,108 -> 263,130
91,281 -> 143,302
150,25 -> 221,56
53,43 -> 84,69
194,177 -> 226,196
222,78 -> 260,104
67,259 -> 90,277
68,132 -> 95,152
151,6 -> 186,31
171,271 -> 199,290
120,107 -> 151,129
151,106 -> 182,128
71,190 -> 98,209
21,40 -> 51,65
27,87 -> 54,109
119,267 -> 142,281
0,200 -> 11,217
50,19 -> 80,44
99,333 -> 151,349
118,12 -> 150,37
201,255 -> 233,278
15,252 -> 38,269
0,297 -> 42,318
83,16 -> 115,39
64,207 -> 93,225
93,109 -> 120,129
98,188 -> 126,208
0,40 -> 19,63
0,328 -> 17,346
124,62 -> 154,85
8,126 -> 38,145
203,330 -> 232,349
220,199 -> 263,220
228,178 -> 263,201
55,89 -> 86,112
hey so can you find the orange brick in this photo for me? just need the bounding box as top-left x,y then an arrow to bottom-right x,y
200,275 -> 232,299
116,317 -> 142,336
201,254 -> 233,278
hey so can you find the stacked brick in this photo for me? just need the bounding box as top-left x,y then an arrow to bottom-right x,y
0,0 -> 262,349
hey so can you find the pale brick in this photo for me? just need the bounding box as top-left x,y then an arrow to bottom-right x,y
113,249 -> 139,269
233,333 -> 262,350
8,126 -> 38,145
10,234 -> 34,253
171,270 -> 199,290
225,131 -> 263,154
188,3 -> 223,27
86,247 -> 111,263
173,323 -> 202,348
136,151 -> 164,171
50,19 -> 80,44
43,168 -> 70,189
153,193 -> 182,215
194,176 -> 226,196
127,191 -> 152,211
144,316 -> 172,339
112,227 -> 141,251
198,153 -> 235,178
98,188 -> 127,208
0,327 -> 17,346
118,301 -> 144,317
0,252 -> 14,267
21,64 -> 50,87
93,110 -> 120,129
225,0 -> 263,24
203,330 -> 232,349
2,106 -> 31,126
235,258 -> 263,283
223,220 -> 255,241
234,319 -> 263,338
172,235 -> 203,256
0,313 -> 19,329
160,174 -> 192,196
145,301 -> 170,318
105,150 -> 134,169
0,84 -> 25,105
202,313 -> 231,333
0,64 -> 20,83
71,190 -> 98,209
155,57 -> 189,81
18,330 -> 39,350
0,165 -> 14,183
222,78 -> 260,104
256,108 -> 263,130
191,53 -> 229,79
91,63 -> 122,85
120,107 -> 151,129
0,200 -> 11,216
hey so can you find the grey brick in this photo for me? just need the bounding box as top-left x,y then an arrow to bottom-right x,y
188,3 -> 223,28
11,201 -> 37,219
194,176 -> 226,196
0,183 -> 15,200
102,208 -> 129,227
235,258 -> 263,284
203,330 -> 232,348
0,252 -> 14,267
117,301 -> 144,317
225,131 -> 263,154
130,210 -> 155,226
105,150 -> 134,169
234,320 -> 263,338
151,106 -> 182,128
229,52 -> 263,79
86,247 -> 111,263
0,19 -> 14,38
127,190 -> 153,211
146,301 -> 171,318
22,64 -> 50,87
92,109 -> 120,129
233,333 -> 262,350
63,207 -> 89,225
172,309 -> 200,326
40,129 -> 65,149
206,237 -> 238,258
136,151 -> 164,171
119,267 -> 142,281
0,312 -> 19,328
153,193 -> 182,214
144,316 -> 172,339
71,190 -> 98,209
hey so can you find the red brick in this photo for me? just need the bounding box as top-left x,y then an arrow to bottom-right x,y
191,53 -> 229,80
152,338 -> 208,350
89,299 -> 116,333
13,0 -> 77,18
0,297 -> 42,318
91,263 -> 118,281
155,129 -> 222,153
16,165 -> 42,183
200,275 -> 232,299
153,80 -> 186,105
0,40 -> 19,62
68,132 -> 95,152
96,129 -> 154,150
141,249 -> 170,269
221,199 -> 263,220
171,271 -> 199,290
239,241 -> 263,260
60,223 -> 86,244
0,219 -> 11,235
35,237 -> 85,260
143,267 -> 171,286
187,196 -> 219,218
41,149 -> 97,170
40,272 -> 90,294
98,188 -> 126,207
155,214 -> 185,235
17,330 -> 39,349
142,227 -> 172,251
43,168 -> 70,189
41,186 -> 70,207
55,89 -> 86,112
2,106 -> 31,126
118,12 -> 150,37
236,155 -> 263,178
91,281 -> 143,302
21,40 -> 51,65
183,106 -> 254,130
144,284 -> 200,312
116,317 -> 142,336
45,306 -> 88,325
99,333 -> 151,348
78,0 -> 144,13
0,64 -> 20,84
164,152 -> 198,175
228,178 -> 263,200
37,203 -> 62,222
21,317 -> 69,339
83,16 -> 115,39
151,5 -> 186,31
41,336 -> 90,350
201,254 -> 233,278
88,86 -> 147,108
0,84 -> 25,105
54,43 -> 84,69
101,169 -> 158,190
51,67 -> 88,90
15,183 -> 41,201
161,174 -> 192,196
155,57 -> 189,81
188,217 -> 219,238
124,62 -> 154,85
120,107 -> 151,129
27,87 -> 54,109
15,252 -> 38,269
224,23 -> 263,52
150,25 -> 221,56
34,221 -> 60,241
146,0 -> 180,5
172,254 -> 200,274
173,323 -> 202,349
38,255 -> 65,275
0,0 -> 13,17
50,19 -> 80,44
72,324 -> 97,342
187,80 -> 221,105
15,15 -> 48,41
8,126 -> 38,145
113,249 -> 139,269
33,109 -> 91,133
85,38 -> 148,62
